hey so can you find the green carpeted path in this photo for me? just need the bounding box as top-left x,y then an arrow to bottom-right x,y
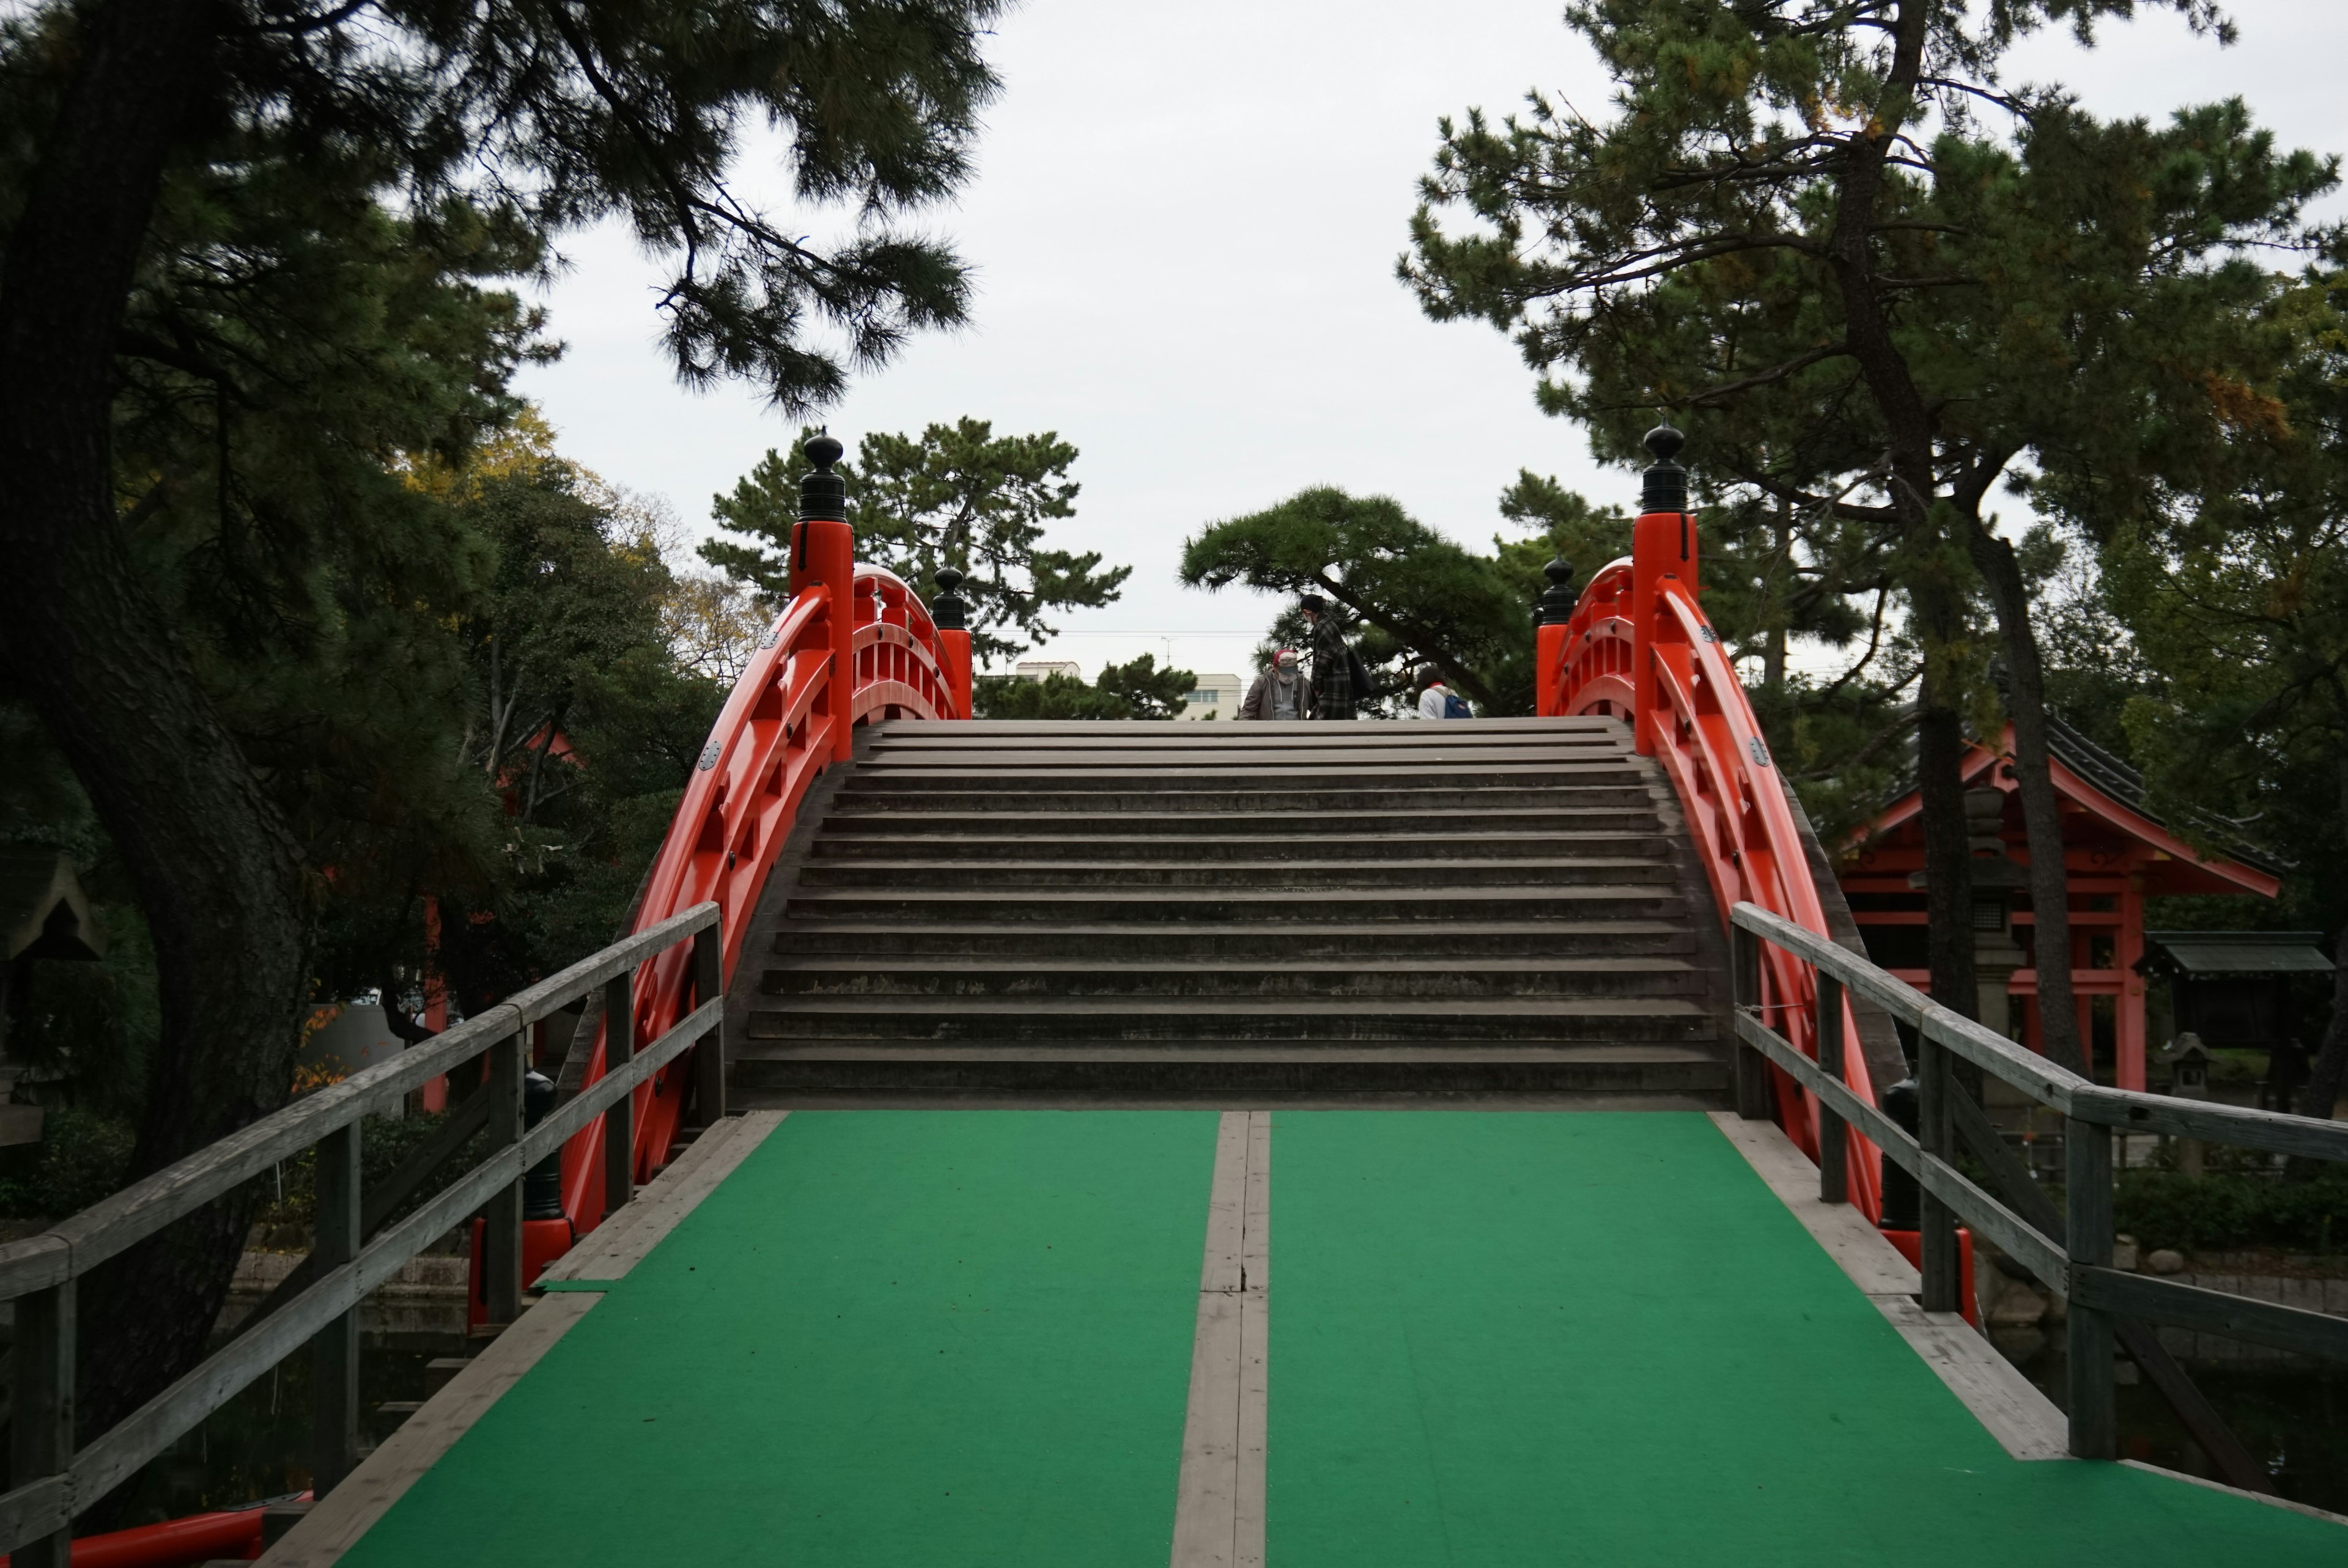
1269,1111 -> 2342,1566
338,1111 -> 1217,1568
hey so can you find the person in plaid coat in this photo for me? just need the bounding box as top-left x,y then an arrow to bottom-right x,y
1300,594 -> 1355,721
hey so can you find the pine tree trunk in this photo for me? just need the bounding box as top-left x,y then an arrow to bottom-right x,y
1822,0 -> 1975,1026
1916,644 -> 1979,1019
0,0 -> 316,1486
1964,521 -> 2089,1073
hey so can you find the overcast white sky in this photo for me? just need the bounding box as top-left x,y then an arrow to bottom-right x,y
518,0 -> 2348,682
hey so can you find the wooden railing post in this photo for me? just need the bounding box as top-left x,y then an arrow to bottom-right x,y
1917,1031 -> 1960,1313
690,921 -> 726,1126
2066,1114 -> 2117,1457
603,973 -> 635,1213
1732,922 -> 1769,1119
1815,974 -> 1847,1205
12,1279 -> 74,1568
310,1121 -> 360,1493
484,1029 -> 526,1325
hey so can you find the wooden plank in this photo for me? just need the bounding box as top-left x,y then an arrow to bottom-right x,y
2066,1119 -> 2117,1458
2118,1462 -> 2348,1530
1707,1113 -> 1918,1296
1870,1296 -> 2070,1462
2072,1267 -> 2348,1363
537,1111 -> 787,1284
1707,1114 -> 2068,1463
1729,905 -> 2087,1112
260,1112 -> 784,1567
3,1283 -> 74,1560
2067,1083 -> 2348,1165
0,902 -> 723,1300
254,1292 -> 602,1568
1171,1111 -> 1270,1568
1737,1011 -> 2070,1290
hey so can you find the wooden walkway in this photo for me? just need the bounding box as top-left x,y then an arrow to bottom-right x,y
266,1111 -> 2345,1566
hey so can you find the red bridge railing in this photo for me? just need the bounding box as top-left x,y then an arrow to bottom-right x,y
555,436 -> 972,1237
1537,427 -> 1882,1220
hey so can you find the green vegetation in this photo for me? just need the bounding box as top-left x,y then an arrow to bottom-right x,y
704,421 -> 1129,664
2116,1169 -> 2348,1255
0,0 -> 1007,1447
1391,0 -> 2341,1080
973,656 -> 1197,721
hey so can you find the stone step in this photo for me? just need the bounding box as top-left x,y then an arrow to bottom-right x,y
766,918 -> 1698,961
827,784 -> 1659,814
864,720 -> 1625,748
775,885 -> 1685,924
854,746 -> 1631,774
813,808 -> 1665,839
791,856 -> 1676,891
808,831 -> 1669,863
729,1045 -> 1728,1099
760,956 -> 1709,1001
841,762 -> 1644,792
744,996 -> 1716,1044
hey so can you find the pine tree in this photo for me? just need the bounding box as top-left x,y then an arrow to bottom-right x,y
1404,0 -> 2335,1051
705,420 -> 1129,664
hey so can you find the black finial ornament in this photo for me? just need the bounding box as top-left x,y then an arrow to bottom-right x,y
1534,555 -> 1579,627
931,565 -> 970,631
800,432 -> 847,522
1640,422 -> 1688,513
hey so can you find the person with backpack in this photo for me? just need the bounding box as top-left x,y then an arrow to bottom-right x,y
1416,664 -> 1472,720
1241,649 -> 1312,720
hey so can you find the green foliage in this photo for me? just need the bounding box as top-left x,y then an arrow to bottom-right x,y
704,421 -> 1129,663
0,1110 -> 135,1220
1181,487 -> 1538,713
2116,1168 -> 2348,1254
1400,0 -> 2339,837
973,655 -> 1195,721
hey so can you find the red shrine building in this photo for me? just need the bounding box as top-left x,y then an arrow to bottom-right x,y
1839,718 -> 2280,1092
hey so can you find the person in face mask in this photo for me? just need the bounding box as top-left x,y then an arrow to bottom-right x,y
1241,648 -> 1312,720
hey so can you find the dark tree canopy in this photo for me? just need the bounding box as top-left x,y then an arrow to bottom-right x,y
1403,0 -> 2338,1049
0,0 -> 1009,1481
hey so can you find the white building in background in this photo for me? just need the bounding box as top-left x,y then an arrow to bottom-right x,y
1013,660 -> 1085,683
1179,673 -> 1242,721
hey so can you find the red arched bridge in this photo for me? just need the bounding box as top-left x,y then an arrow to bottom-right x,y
2,433 -> 2345,1568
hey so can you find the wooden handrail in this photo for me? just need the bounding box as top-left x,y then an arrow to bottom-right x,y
1732,900 -> 2348,1460
0,904 -> 722,1560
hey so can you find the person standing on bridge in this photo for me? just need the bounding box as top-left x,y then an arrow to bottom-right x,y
1241,649 -> 1312,720
1300,593 -> 1359,721
1415,664 -> 1471,719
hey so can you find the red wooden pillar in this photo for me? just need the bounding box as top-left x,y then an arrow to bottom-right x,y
932,567 -> 975,719
789,435 -> 858,764
1628,425 -> 1694,756
1535,622 -> 1568,717
2117,867 -> 2148,1090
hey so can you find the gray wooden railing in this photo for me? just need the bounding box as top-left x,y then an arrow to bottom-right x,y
0,902 -> 724,1566
1731,902 -> 2348,1460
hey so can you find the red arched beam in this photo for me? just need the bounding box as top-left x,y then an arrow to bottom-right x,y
554,564 -> 967,1234
1543,548 -> 1885,1220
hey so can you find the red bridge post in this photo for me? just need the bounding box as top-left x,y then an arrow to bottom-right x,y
791,433 -> 858,763
1627,424 -> 1693,757
932,566 -> 975,719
